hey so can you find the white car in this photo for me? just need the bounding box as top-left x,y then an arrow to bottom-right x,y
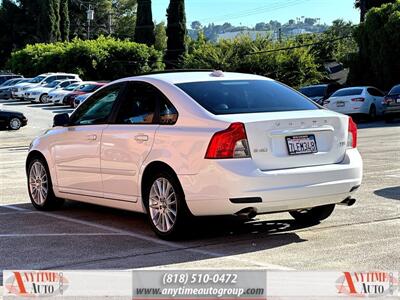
47,83 -> 81,105
25,79 -> 81,103
12,73 -> 81,100
324,86 -> 385,119
26,71 -> 363,239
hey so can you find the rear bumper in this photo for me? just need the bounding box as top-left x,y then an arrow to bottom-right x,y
179,148 -> 363,216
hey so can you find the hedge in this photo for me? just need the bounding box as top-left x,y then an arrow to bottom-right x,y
6,36 -> 164,80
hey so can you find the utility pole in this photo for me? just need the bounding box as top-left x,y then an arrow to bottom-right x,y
87,4 -> 94,39
278,28 -> 282,43
108,13 -> 113,35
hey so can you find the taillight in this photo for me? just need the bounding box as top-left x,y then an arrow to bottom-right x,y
351,97 -> 365,102
383,96 -> 393,105
347,117 -> 357,149
205,123 -> 250,159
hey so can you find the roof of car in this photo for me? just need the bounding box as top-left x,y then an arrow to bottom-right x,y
125,71 -> 269,84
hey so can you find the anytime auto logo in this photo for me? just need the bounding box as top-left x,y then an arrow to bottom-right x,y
4,271 -> 69,297
336,272 -> 398,297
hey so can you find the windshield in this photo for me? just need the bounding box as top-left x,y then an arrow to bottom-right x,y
76,84 -> 100,92
0,79 -> 19,87
29,76 -> 46,84
63,84 -> 79,91
176,80 -> 318,115
44,81 -> 61,88
331,88 -> 363,97
299,86 -> 326,98
389,85 -> 400,95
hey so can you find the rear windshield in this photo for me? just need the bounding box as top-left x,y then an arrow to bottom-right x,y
176,80 -> 318,115
299,86 -> 326,97
331,88 -> 363,97
389,85 -> 400,95
77,84 -> 100,92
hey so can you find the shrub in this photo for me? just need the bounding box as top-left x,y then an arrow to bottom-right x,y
7,36 -> 164,80
183,33 -> 324,89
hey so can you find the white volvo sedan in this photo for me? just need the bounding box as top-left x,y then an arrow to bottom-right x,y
26,71 -> 363,239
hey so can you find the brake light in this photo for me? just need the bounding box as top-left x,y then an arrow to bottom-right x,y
347,117 -> 357,148
383,96 -> 394,105
205,123 -> 250,159
351,97 -> 365,102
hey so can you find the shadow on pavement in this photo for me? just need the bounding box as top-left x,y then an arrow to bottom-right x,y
374,186 -> 400,201
3,101 -> 31,106
0,201 -> 309,271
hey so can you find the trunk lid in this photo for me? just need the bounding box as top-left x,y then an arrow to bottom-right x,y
215,110 -> 348,170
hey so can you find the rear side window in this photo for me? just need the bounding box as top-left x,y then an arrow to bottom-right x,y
389,85 -> 400,95
331,89 -> 363,97
367,88 -> 384,97
176,80 -> 318,115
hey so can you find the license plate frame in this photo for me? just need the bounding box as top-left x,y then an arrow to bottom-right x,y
286,134 -> 318,156
336,101 -> 345,107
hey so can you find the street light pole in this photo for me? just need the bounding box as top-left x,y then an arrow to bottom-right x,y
87,4 -> 94,39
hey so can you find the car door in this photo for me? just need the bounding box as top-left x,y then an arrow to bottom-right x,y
53,83 -> 124,197
100,81 -> 163,202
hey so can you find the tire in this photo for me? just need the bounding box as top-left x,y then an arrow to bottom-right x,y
368,105 -> 377,120
27,157 -> 64,211
144,171 -> 189,239
9,117 -> 21,130
289,204 -> 335,224
39,94 -> 48,103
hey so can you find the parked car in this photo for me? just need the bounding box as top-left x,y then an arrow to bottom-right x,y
0,78 -> 27,99
0,74 -> 23,85
25,79 -> 82,103
73,93 -> 93,108
26,71 -> 362,239
47,83 -> 82,105
63,82 -> 106,107
12,73 -> 81,100
299,83 -> 342,105
0,109 -> 27,130
382,84 -> 400,122
324,86 -> 385,119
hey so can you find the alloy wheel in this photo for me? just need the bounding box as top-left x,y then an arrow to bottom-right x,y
148,177 -> 178,233
9,118 -> 21,130
29,161 -> 48,206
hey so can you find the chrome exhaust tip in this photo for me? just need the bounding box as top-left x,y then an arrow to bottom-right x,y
339,197 -> 356,206
235,207 -> 257,220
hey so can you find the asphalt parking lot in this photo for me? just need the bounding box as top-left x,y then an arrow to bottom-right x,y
0,98 -> 399,285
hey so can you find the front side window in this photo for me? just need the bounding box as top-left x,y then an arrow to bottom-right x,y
115,83 -> 156,124
177,80 -> 318,115
70,85 -> 120,126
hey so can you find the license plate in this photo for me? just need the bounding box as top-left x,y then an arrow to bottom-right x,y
396,98 -> 400,103
336,101 -> 345,107
286,135 -> 318,155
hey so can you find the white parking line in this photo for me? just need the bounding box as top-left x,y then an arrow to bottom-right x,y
2,203 -> 293,270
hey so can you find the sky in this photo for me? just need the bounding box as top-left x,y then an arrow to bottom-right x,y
152,0 -> 359,27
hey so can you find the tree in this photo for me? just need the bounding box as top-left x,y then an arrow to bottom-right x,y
349,0 -> 400,90
112,0 -> 137,39
134,0 -> 155,46
154,21 -> 167,51
60,0 -> 70,41
191,21 -> 202,30
355,0 -> 396,21
165,0 -> 187,68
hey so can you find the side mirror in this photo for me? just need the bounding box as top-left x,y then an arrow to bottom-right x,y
53,113 -> 70,127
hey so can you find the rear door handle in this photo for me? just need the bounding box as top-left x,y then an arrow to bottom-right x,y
134,134 -> 149,142
87,134 -> 97,141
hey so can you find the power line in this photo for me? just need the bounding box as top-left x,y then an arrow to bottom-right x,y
245,35 -> 352,56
